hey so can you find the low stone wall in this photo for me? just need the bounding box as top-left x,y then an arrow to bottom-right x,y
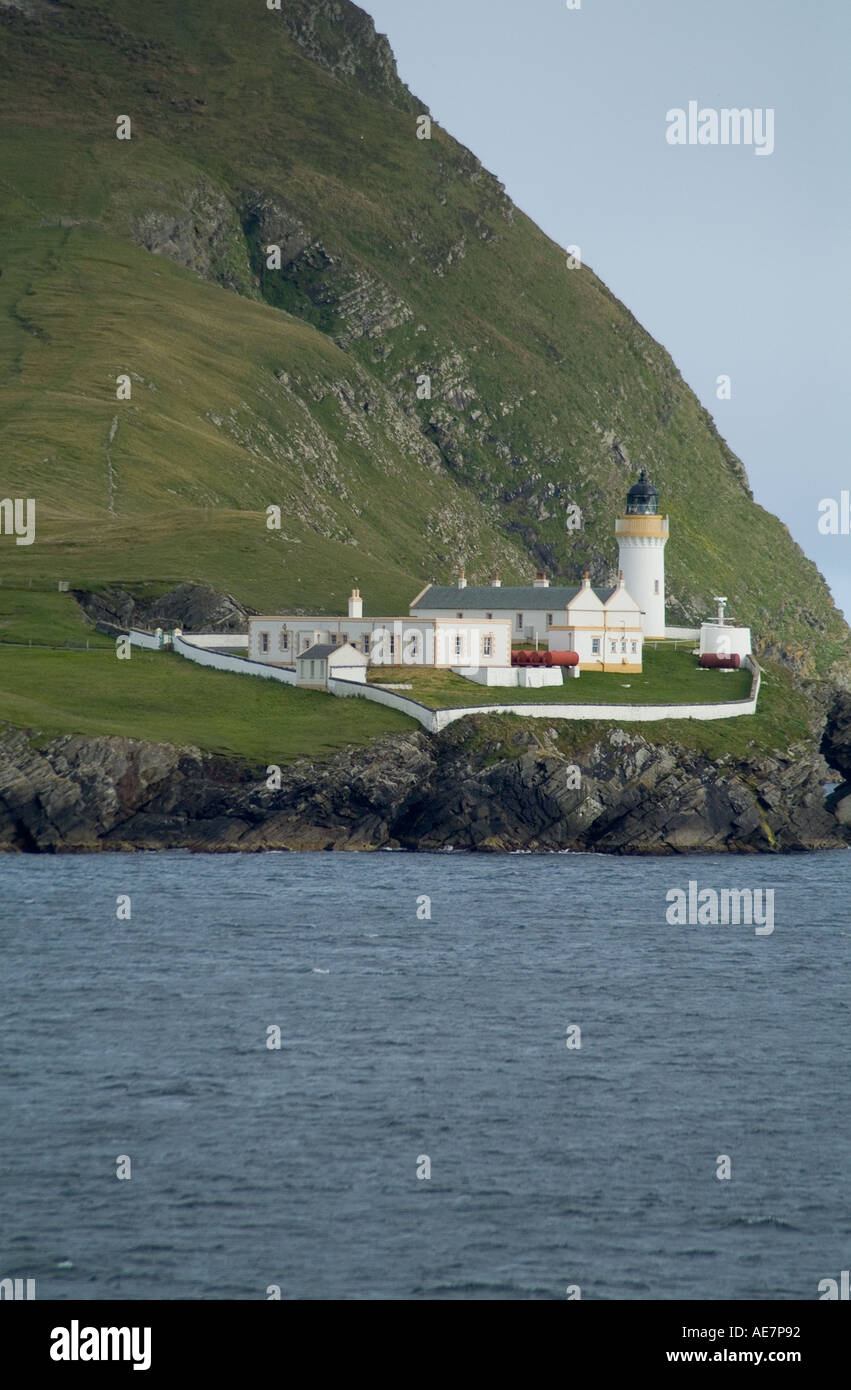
178,633 -> 248,650
127,628 -> 164,650
329,657 -> 760,733
171,634 -> 297,685
328,676 -> 436,730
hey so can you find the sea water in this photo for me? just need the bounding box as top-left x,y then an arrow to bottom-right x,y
1,850 -> 848,1300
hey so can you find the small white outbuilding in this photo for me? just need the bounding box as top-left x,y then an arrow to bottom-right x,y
295,642 -> 368,690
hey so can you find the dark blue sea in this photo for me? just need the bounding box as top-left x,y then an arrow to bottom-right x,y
1,851 -> 849,1301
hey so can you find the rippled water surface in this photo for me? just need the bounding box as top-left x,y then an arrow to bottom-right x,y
1,850 -> 849,1300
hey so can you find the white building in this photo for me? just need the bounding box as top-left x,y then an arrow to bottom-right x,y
295,642 -> 368,689
699,597 -> 752,661
248,590 -> 512,669
410,570 -> 643,672
549,573 -> 643,672
615,469 -> 668,638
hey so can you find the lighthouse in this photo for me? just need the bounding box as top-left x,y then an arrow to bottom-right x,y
615,469 -> 668,638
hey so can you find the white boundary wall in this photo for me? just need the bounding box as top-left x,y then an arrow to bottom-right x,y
330,658 -> 761,734
178,633 -> 248,650
144,628 -> 760,732
664,626 -> 701,640
127,628 -> 164,650
170,633 -> 297,685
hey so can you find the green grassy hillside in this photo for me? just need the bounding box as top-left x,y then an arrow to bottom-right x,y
0,0 -> 847,699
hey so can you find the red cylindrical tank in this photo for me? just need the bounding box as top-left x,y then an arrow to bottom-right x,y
545,650 -> 580,667
699,653 -> 741,669
529,650 -> 547,666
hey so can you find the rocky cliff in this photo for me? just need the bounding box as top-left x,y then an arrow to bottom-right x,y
0,720 -> 844,855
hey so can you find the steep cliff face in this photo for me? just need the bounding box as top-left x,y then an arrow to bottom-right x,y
1,0 -> 848,674
0,722 -> 843,855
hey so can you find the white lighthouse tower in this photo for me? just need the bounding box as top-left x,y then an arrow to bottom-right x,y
615,469 -> 668,638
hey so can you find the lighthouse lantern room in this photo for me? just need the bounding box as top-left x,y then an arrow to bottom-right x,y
615,469 -> 669,638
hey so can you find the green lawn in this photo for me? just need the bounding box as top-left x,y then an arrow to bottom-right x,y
0,646 -> 415,764
0,586 -> 114,648
370,645 -> 753,707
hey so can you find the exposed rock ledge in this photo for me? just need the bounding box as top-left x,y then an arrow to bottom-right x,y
0,721 -> 845,855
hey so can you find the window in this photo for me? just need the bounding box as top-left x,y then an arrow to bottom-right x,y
363,634 -> 370,655
654,580 -> 660,594
279,630 -> 289,651
631,641 -> 637,654
516,612 -> 523,629
309,660 -> 315,678
457,612 -> 463,619
547,613 -> 553,627
621,640 -> 627,653
389,635 -> 395,657
610,640 -> 617,653
454,635 -> 463,656
482,634 -> 493,657
486,611 -> 493,620
301,634 -> 311,652
591,637 -> 601,655
341,633 -> 348,645
260,632 -> 269,654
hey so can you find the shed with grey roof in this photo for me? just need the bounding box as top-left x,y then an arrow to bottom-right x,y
295,641 -> 368,689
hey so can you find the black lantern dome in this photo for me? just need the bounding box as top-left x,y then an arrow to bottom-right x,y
626,468 -> 659,515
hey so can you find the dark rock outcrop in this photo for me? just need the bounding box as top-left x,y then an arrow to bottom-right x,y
71,584 -> 253,638
820,686 -> 851,824
0,721 -> 844,855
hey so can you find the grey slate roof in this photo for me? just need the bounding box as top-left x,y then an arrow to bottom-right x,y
411,584 -> 616,610
297,643 -> 347,661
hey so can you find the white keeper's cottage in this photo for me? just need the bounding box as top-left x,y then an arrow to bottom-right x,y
248,590 -> 512,669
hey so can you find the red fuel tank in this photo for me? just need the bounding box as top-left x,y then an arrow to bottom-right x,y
699,653 -> 741,669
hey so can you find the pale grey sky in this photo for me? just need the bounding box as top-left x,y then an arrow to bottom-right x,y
363,0 -> 851,621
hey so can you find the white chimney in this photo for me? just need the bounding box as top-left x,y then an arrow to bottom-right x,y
533,571 -> 550,588
348,588 -> 363,619
458,569 -> 467,589
492,571 -> 501,588
582,570 -> 591,589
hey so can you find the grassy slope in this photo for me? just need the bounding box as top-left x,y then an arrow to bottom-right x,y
0,0 -> 846,678
0,223 -> 525,608
0,645 -> 414,764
